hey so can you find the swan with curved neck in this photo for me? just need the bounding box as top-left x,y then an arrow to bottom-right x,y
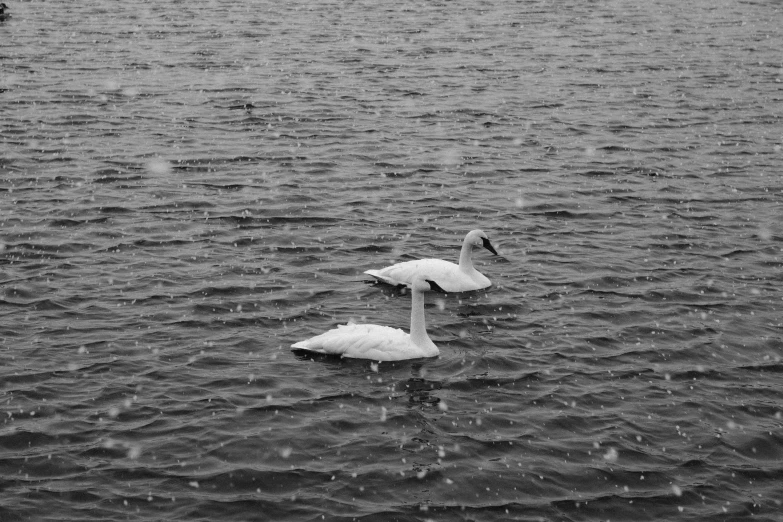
291,276 -> 441,361
364,229 -> 498,292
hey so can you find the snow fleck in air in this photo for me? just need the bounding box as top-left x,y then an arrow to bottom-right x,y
603,447 -> 619,462
147,159 -> 172,175
127,445 -> 142,459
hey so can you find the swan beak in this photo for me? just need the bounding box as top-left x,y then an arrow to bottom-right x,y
482,237 -> 498,255
425,279 -> 446,293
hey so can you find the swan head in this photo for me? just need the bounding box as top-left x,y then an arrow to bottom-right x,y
467,229 -> 498,255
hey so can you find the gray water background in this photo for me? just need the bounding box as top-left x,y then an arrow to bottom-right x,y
1,0 -> 782,520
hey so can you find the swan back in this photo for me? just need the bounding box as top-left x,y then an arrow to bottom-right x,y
291,323 -> 433,361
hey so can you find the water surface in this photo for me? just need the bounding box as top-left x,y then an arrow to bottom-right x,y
1,0 -> 782,520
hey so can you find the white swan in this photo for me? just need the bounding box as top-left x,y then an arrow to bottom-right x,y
291,276 -> 441,361
364,229 -> 498,292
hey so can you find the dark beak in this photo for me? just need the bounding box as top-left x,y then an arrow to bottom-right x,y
482,237 -> 498,255
425,279 -> 446,293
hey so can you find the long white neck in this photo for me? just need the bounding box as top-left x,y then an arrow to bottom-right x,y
409,287 -> 431,348
457,238 -> 475,273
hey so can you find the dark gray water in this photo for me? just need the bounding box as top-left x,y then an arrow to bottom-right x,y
2,0 -> 782,520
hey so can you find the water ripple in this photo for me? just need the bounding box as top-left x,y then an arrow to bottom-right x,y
2,0 -> 783,520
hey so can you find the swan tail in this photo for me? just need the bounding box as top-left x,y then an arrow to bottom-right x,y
291,340 -> 324,353
291,340 -> 344,359
363,269 -> 403,286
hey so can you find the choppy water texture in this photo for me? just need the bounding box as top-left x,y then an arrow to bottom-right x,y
2,0 -> 783,520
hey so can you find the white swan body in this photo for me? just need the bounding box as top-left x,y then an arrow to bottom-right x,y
364,229 -> 498,293
291,276 -> 440,361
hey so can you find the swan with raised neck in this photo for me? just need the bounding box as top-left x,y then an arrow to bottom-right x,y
364,229 -> 498,292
